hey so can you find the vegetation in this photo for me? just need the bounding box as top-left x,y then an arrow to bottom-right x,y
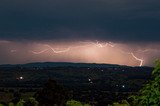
66,100 -> 90,106
3,97 -> 38,106
35,79 -> 69,106
0,61 -> 159,106
129,60 -> 160,106
112,100 -> 130,106
1,98 -> 90,106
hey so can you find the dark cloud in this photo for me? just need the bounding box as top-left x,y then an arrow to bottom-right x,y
0,0 -> 160,42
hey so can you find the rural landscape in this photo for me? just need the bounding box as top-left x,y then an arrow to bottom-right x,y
0,61 -> 159,106
0,0 -> 160,106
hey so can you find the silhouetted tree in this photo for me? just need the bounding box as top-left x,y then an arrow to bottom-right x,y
0,102 -> 7,106
66,100 -> 90,106
24,97 -> 39,106
10,92 -> 21,105
35,79 -> 69,106
130,60 -> 160,106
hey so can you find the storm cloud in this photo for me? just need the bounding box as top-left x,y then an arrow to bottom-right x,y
0,0 -> 160,65
0,0 -> 160,42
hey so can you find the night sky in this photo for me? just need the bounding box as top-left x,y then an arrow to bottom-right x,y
0,0 -> 160,66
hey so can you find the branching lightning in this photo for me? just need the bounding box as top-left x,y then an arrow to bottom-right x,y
95,41 -> 115,48
135,49 -> 160,53
30,41 -> 115,55
120,50 -> 144,66
30,45 -> 70,54
78,40 -> 115,48
1,40 -> 158,66
94,41 -> 108,48
130,53 -> 144,66
45,44 -> 70,53
30,49 -> 48,54
28,41 -> 152,66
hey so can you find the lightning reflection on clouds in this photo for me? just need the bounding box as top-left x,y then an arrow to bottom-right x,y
0,40 -> 159,66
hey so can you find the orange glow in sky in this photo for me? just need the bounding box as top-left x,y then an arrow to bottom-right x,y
0,40 -> 159,66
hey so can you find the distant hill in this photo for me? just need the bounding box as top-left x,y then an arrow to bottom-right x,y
0,62 -> 125,68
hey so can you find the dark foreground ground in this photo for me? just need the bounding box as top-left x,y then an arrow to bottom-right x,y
0,63 -> 153,105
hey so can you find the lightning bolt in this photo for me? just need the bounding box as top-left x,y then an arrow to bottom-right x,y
30,45 -> 70,54
108,42 -> 115,47
30,49 -> 48,54
30,41 -> 146,66
95,41 -> 115,48
95,40 -> 108,48
130,53 -> 144,66
119,51 -> 144,66
135,49 -> 160,53
45,44 -> 70,53
78,40 -> 115,48
31,41 -> 115,55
